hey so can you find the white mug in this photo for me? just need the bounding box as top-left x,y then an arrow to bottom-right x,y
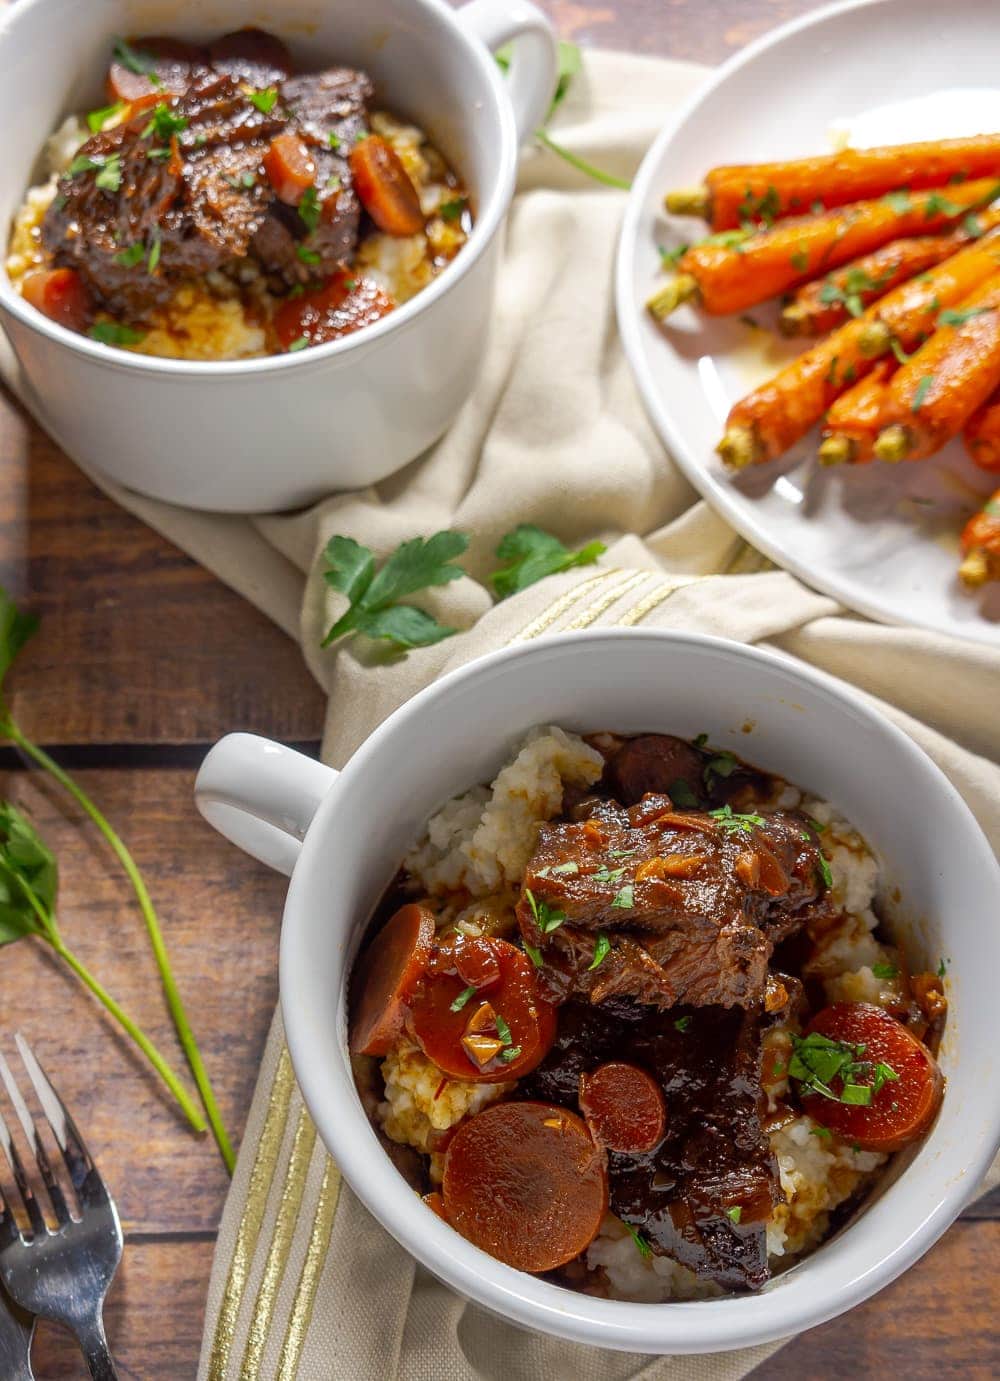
0,0 -> 557,512
195,629 -> 1000,1352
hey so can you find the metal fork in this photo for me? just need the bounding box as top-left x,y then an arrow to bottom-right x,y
0,1034 -> 122,1381
0,1284 -> 34,1381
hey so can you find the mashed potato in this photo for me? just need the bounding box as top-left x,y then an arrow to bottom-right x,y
376,728 -> 920,1301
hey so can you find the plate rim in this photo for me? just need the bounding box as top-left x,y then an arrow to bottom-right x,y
614,0 -> 999,646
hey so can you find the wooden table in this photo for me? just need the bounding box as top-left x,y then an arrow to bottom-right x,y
0,2 -> 996,1375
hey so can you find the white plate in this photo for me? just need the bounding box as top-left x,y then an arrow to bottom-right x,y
616,0 -> 1000,644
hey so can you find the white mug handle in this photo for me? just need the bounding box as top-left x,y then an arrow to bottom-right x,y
457,0 -> 558,144
194,733 -> 338,877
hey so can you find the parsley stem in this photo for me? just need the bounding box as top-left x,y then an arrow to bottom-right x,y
4,721 -> 234,1171
533,129 -> 632,190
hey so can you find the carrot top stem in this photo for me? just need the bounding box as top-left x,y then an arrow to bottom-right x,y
717,425 -> 763,469
818,435 -> 855,466
874,425 -> 911,462
665,186 -> 710,218
647,273 -> 699,319
959,547 -> 990,587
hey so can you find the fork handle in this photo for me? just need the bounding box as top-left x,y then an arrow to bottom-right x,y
75,1314 -> 119,1381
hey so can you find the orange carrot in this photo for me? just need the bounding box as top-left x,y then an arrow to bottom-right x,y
666,134 -> 1000,231
650,180 -> 1000,320
818,360 -> 896,465
718,229 -> 1000,467
959,488 -> 1000,587
779,211 -> 1000,336
873,273 -> 1000,463
963,392 -> 1000,472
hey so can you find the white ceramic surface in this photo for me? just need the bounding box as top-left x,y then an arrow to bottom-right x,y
195,630 -> 1000,1353
0,0 -> 557,512
616,0 -> 1000,645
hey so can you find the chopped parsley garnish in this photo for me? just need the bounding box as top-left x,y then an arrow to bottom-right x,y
550,861 -> 579,876
500,1045 -> 522,1062
327,131 -> 341,149
588,932 -> 611,970
704,229 -> 749,251
68,154 -> 103,177
738,184 -> 780,227
327,175 -> 341,191
809,1125 -> 833,1140
703,748 -> 738,791
112,37 -> 161,80
148,146 -> 172,161
824,354 -> 840,385
228,170 -> 257,189
114,242 -> 145,268
889,336 -> 912,365
790,247 -> 809,272
439,197 -> 467,222
818,267 -> 888,319
87,101 -> 125,133
938,305 -> 990,327
94,154 -> 122,192
709,804 -> 765,835
524,888 -> 566,934
287,336 -> 310,352
142,103 -> 188,141
495,1013 -> 513,1046
88,321 -> 145,347
147,228 -> 162,274
789,1030 -> 899,1106
591,865 -> 625,885
623,1222 -> 652,1259
911,374 -> 935,412
522,940 -> 543,969
811,199 -> 825,214
963,212 -> 986,239
490,524 -> 606,599
923,191 -> 965,220
611,884 -> 634,910
937,957 -> 948,978
658,243 -> 689,268
298,185 -> 321,233
883,189 -> 913,215
667,778 -> 699,808
610,848 -> 637,859
693,733 -> 709,748
726,1206 -> 742,1224
249,86 -> 279,114
450,985 -> 477,1013
871,962 -> 898,980
296,245 -> 322,265
674,1015 -> 692,1033
816,853 -> 833,889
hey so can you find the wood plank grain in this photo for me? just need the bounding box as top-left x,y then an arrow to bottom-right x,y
0,762 -> 284,1234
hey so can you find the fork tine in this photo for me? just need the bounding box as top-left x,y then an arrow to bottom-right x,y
0,1074 -> 45,1240
0,1048 -> 72,1229
13,1035 -> 104,1211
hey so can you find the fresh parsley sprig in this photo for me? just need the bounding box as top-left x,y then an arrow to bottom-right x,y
0,803 -> 205,1133
321,532 -> 469,649
0,587 -> 233,1170
789,1030 -> 898,1107
490,525 -> 606,599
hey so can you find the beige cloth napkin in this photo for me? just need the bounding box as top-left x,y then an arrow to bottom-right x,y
2,46 -> 998,1381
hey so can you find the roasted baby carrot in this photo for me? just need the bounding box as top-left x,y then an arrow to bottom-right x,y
963,392 -> 1000,472
818,360 -> 896,465
650,180 -> 1000,320
959,488 -> 1000,586
666,134 -> 1000,231
873,274 -> 1000,463
779,212 -> 1000,336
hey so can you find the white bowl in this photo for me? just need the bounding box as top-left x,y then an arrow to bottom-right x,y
195,630 -> 1000,1352
0,0 -> 557,512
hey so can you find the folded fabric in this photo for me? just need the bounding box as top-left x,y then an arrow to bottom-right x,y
2,44 -> 996,1381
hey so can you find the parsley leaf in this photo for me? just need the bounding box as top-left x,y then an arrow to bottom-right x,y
495,1013 -> 513,1046
871,962 -> 898,980
95,154 -> 123,192
250,86 -> 278,114
789,1030 -> 898,1106
923,191 -> 964,220
141,103 -> 188,141
87,101 -> 125,133
321,531 -> 468,649
709,804 -> 765,835
623,1222 -> 652,1259
726,1206 -> 742,1224
938,305 -> 990,327
287,336 -> 310,352
659,243 -> 689,268
522,940 -> 543,969
296,244 -> 322,265
112,37 -> 161,79
114,242 -> 146,268
88,321 -> 146,347
816,853 -> 833,889
500,1045 -> 522,1062
611,884 -> 634,909
588,932 -> 611,969
912,374 -> 935,412
667,779 -> 699,808
490,524 -> 606,598
299,185 -> 321,233
883,190 -> 913,215
674,1015 -> 692,1033
439,197 -> 467,222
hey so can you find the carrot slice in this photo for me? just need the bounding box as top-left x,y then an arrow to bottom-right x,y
442,1101 -> 607,1271
818,360 -> 897,465
963,393 -> 1000,472
653,179 -> 1000,321
107,36 -> 202,102
273,271 -> 396,351
21,267 -> 91,333
796,1003 -> 943,1152
349,903 -> 435,1057
263,133 -> 316,206
407,939 -> 556,1083
349,136 -> 425,237
579,1062 -> 666,1153
873,272 -> 1000,462
719,228 -> 1000,467
959,487 -> 1000,587
422,1190 -> 449,1222
667,134 -> 1000,231
779,224 -> 1000,338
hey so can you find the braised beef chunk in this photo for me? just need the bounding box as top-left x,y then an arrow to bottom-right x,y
518,794 -> 826,1008
523,997 -> 780,1291
602,734 -> 706,806
207,28 -> 293,86
42,61 -> 372,311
